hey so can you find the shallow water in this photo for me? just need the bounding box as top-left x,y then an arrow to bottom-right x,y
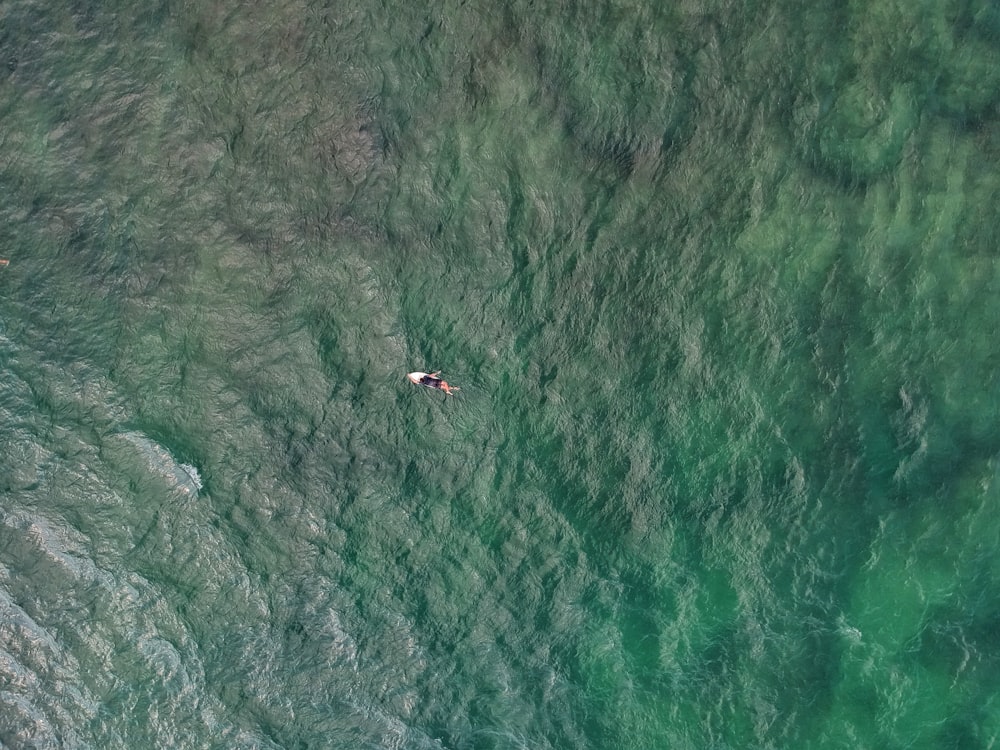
1,0 -> 999,748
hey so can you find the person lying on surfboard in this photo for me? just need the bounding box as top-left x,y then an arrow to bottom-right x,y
407,371 -> 458,395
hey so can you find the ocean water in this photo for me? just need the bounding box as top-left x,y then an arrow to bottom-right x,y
1,0 -> 999,747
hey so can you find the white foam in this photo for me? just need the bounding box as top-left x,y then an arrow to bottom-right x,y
119,432 -> 203,496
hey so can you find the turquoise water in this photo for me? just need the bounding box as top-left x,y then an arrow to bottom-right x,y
1,0 -> 999,747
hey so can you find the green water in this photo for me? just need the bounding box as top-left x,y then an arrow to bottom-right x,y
1,0 -> 999,748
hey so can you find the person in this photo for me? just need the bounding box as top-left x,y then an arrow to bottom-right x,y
407,370 -> 458,395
